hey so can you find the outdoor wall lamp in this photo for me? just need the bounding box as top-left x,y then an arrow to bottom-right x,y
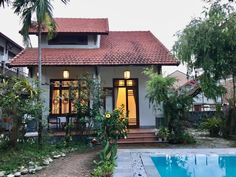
124,70 -> 130,79
63,70 -> 69,79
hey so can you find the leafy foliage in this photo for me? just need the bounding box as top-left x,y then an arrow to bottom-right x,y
97,107 -> 128,145
0,76 -> 42,147
145,68 -> 194,144
173,0 -> 236,102
200,117 -> 223,137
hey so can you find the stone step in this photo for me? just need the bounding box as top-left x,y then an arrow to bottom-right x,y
126,133 -> 156,139
118,138 -> 160,144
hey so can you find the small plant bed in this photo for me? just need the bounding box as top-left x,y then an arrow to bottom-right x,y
0,140 -> 89,177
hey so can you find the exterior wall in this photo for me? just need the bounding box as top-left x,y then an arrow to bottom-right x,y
37,66 -> 162,128
168,70 -> 188,89
0,35 -> 25,74
41,34 -> 100,49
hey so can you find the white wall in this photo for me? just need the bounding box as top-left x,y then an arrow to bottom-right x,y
37,65 -> 161,127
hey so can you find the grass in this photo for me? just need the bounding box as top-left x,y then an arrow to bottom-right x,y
0,138 -> 89,173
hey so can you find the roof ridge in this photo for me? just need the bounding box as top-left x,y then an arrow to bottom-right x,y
54,17 -> 108,20
148,31 -> 180,65
109,30 -> 150,33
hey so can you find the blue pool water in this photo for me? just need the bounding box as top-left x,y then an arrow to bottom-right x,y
151,155 -> 236,177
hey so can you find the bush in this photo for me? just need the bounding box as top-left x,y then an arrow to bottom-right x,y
157,127 -> 169,140
169,132 -> 196,144
91,160 -> 115,177
200,117 -> 223,137
97,107 -> 128,144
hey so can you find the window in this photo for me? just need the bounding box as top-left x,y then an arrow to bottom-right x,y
103,88 -> 113,112
48,34 -> 88,45
50,80 -> 89,115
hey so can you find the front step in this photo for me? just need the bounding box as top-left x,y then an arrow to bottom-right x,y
118,128 -> 159,144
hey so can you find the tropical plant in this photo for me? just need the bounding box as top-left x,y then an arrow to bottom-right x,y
12,0 -> 68,146
0,0 -> 9,7
173,0 -> 236,104
144,68 -> 193,144
0,76 -> 42,147
97,107 -> 128,145
200,117 -> 223,137
158,127 -> 170,141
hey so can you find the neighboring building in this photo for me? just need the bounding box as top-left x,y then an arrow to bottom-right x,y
167,70 -> 188,89
178,80 -> 222,111
0,32 -> 24,76
9,18 -> 178,128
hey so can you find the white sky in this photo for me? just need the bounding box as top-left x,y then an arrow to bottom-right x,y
0,0 -> 206,75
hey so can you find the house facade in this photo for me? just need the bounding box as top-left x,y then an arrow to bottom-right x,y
0,32 -> 24,76
10,18 -> 178,128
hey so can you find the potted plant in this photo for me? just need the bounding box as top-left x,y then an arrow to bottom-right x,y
158,127 -> 169,142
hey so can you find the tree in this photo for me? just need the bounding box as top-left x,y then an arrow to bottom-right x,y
173,0 -> 236,105
13,0 -> 68,146
144,68 -> 194,144
0,76 -> 42,147
173,0 -> 236,136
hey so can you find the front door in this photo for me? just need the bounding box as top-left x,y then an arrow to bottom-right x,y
113,79 -> 139,128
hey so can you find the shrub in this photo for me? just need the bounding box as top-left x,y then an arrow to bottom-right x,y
200,117 -> 223,137
157,127 -> 170,140
97,107 -> 128,144
169,132 -> 196,144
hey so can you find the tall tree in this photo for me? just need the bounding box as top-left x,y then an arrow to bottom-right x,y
173,0 -> 236,105
13,0 -> 68,146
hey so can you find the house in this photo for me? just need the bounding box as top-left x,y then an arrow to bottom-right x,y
9,18 -> 178,129
0,32 -> 24,77
167,70 -> 188,89
178,79 -> 222,111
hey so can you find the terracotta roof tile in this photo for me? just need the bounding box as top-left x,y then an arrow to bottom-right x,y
10,31 -> 178,67
29,18 -> 109,34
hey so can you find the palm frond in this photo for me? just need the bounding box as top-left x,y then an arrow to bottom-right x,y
0,0 -> 9,7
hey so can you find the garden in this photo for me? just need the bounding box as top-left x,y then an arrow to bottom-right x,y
0,74 -> 128,177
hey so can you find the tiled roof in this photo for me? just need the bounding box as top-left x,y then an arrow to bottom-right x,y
29,18 -> 109,34
10,31 -> 178,67
0,32 -> 23,50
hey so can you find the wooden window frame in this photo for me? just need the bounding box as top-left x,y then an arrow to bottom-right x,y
49,79 -> 89,117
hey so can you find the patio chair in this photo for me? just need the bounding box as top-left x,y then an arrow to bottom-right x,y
24,119 -> 38,138
48,116 -> 61,130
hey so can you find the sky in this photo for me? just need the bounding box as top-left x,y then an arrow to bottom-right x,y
0,0 -> 206,75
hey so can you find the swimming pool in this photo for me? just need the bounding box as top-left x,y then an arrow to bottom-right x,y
151,155 -> 236,177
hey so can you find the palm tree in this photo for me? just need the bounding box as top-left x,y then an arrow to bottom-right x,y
0,0 -> 9,7
13,0 -> 68,146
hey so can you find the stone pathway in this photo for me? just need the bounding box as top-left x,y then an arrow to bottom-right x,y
24,148 -> 99,177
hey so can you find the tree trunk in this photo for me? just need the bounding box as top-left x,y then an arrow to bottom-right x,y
233,73 -> 236,107
9,116 -> 20,148
37,25 -> 43,147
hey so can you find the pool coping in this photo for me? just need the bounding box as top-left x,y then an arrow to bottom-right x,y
114,148 -> 236,177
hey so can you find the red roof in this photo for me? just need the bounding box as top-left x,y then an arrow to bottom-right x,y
10,31 -> 178,67
29,18 -> 109,34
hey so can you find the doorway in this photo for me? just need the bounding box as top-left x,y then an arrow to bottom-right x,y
113,79 -> 139,128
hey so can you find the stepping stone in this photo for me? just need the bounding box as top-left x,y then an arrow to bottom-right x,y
14,172 -> 21,177
20,169 -> 28,175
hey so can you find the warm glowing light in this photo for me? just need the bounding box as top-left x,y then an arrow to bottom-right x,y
63,70 -> 69,79
124,70 -> 130,79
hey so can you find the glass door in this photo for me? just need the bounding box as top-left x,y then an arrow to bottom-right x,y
114,79 -> 139,128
